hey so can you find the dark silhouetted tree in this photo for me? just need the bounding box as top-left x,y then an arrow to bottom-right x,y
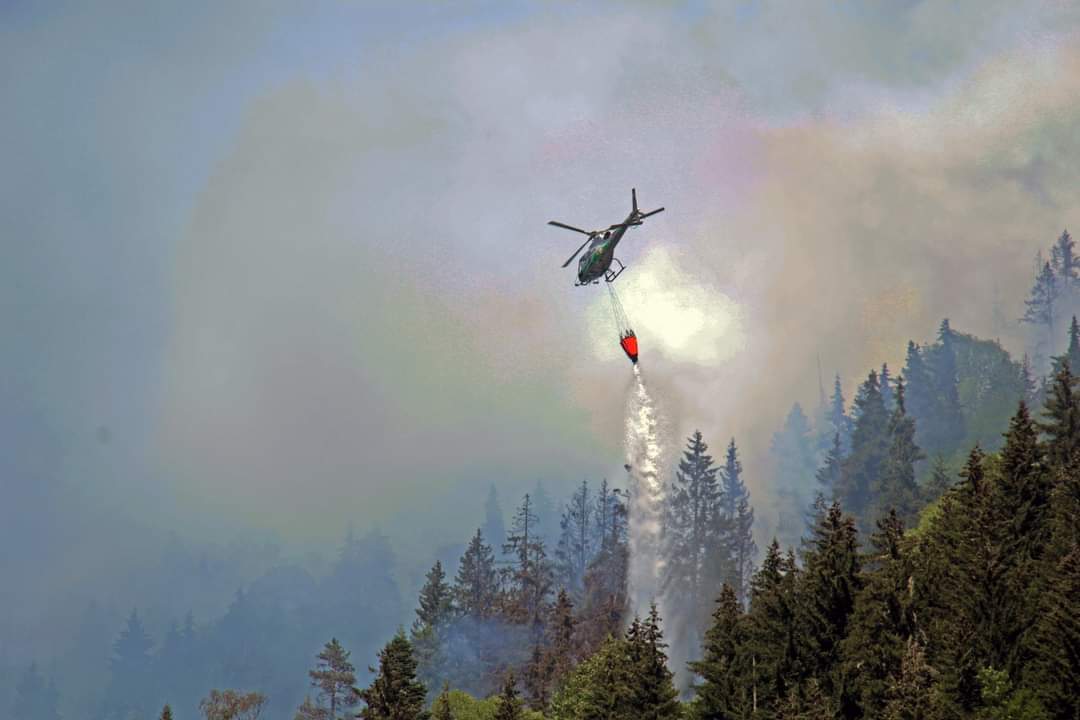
359,630 -> 428,720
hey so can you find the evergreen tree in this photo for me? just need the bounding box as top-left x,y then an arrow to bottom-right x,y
580,486 -> 630,656
1021,353 -> 1039,407
626,605 -> 681,720
880,363 -> 894,411
795,503 -> 861,702
199,689 -> 267,720
826,374 -> 853,454
720,439 -> 755,606
923,454 -> 953,503
503,494 -> 555,624
1053,316 -> 1080,376
1025,545 -> 1080,719
925,319 -> 966,456
1022,261 -> 1058,339
494,671 -> 524,720
549,635 -> 635,720
307,638 -> 359,720
412,561 -> 454,692
688,584 -> 751,719
555,480 -> 593,601
14,663 -> 61,720
546,589 -> 577,685
840,511 -> 915,718
663,431 -> 723,643
815,433 -> 843,502
160,704 -> 174,720
771,405 -> 817,552
359,629 -> 429,720
103,608 -> 155,720
1038,363 -> 1080,469
902,342 -> 936,452
876,377 -> 925,526
836,371 -> 890,529
745,540 -> 799,715
453,530 -> 499,619
1050,229 -> 1077,299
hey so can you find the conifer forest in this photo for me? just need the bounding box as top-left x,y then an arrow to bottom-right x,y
4,3 -> 1080,720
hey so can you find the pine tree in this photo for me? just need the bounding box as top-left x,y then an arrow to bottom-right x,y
359,629 -> 429,720
1024,544 -> 1080,718
663,431 -> 723,642
880,363 -> 894,411
308,638 -> 359,720
688,584 -> 751,719
815,433 -> 843,502
923,454 -> 952,504
795,503 -> 861,701
494,671 -> 524,720
503,494 -> 555,624
453,530 -> 499,618
1054,315 -> 1080,375
555,480 -> 593,601
160,704 -> 174,720
547,589 -> 577,685
14,663 -> 61,720
771,405 -> 817,552
1050,229 -> 1077,299
412,561 -> 454,692
626,605 -> 681,720
840,511 -> 916,718
1022,261 -> 1058,339
836,370 -> 890,529
925,319 -> 965,456
902,342 -> 935,451
826,374 -> 853,454
745,540 -> 799,715
876,377 -> 925,526
1038,363 -> 1080,469
549,635 -> 635,720
104,608 -> 155,720
720,438 -> 755,606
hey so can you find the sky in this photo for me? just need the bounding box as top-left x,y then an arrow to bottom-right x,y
3,0 -> 1080,637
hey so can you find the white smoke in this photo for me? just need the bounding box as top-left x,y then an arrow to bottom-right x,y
624,364 -> 668,619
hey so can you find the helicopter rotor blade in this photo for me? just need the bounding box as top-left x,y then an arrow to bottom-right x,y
638,207 -> 664,219
548,220 -> 592,236
561,236 -> 594,268
607,221 -> 643,230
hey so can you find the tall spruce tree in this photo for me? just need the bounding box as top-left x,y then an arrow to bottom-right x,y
1050,229 -> 1078,300
795,503 -> 861,703
555,480 -> 593,601
14,663 -> 61,720
771,405 -> 817,552
359,629 -> 429,720
688,584 -> 751,719
626,605 -> 681,720
503,494 -> 555,624
103,608 -> 155,720
746,540 -> 800,715
826,374 -> 854,454
494,671 -> 524,720
1025,545 -> 1080,719
720,439 -> 755,605
1022,261 -> 1058,340
836,371 -> 890,529
432,683 -> 453,720
876,377 -> 925,526
453,530 -> 499,619
1038,363 -> 1080,469
816,433 -> 843,503
840,511 -> 916,719
664,431 -> 724,643
902,342 -> 936,452
307,638 -> 359,720
413,560 -> 455,691
880,363 -> 894,412
549,635 -> 636,720
924,319 -> 965,456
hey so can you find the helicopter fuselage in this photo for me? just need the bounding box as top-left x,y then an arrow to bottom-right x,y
577,221 -> 631,284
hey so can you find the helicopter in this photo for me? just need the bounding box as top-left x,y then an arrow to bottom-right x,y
549,188 -> 664,286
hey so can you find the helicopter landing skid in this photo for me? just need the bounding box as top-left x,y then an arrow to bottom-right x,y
604,258 -> 626,283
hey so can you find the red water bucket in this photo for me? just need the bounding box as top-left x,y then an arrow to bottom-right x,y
620,332 -> 639,364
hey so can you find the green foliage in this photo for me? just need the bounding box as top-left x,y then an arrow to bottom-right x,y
976,667 -> 1049,720
688,584 -> 751,720
306,637 -> 359,719
199,688 -> 267,720
443,689 -> 543,720
359,629 -> 430,720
